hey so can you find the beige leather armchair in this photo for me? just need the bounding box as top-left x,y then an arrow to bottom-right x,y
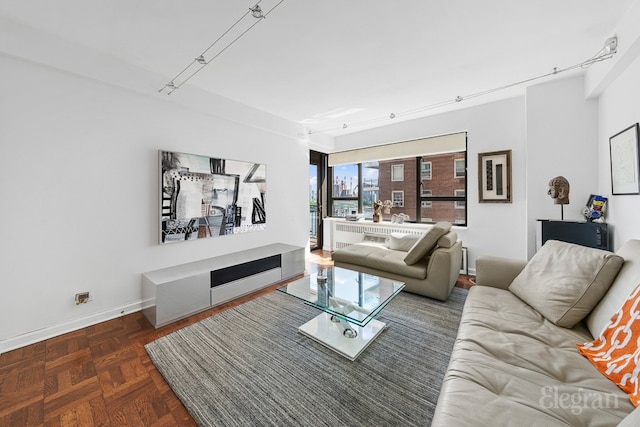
332,225 -> 463,301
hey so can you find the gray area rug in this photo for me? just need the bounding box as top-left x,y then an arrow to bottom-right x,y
145,287 -> 467,426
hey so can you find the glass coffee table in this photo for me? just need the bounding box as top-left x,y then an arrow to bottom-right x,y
277,266 -> 405,360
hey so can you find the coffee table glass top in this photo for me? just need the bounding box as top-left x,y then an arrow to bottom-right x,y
277,266 -> 405,327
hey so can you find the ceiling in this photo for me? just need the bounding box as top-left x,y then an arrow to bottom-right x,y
0,0 -> 634,136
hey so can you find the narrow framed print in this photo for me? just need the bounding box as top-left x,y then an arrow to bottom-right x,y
478,149 -> 512,203
609,123 -> 640,195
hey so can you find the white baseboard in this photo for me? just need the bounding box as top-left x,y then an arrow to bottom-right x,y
0,301 -> 142,355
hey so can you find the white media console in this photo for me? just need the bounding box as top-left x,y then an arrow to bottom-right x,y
142,243 -> 305,328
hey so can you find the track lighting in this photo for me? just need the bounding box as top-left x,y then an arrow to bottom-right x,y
307,35 -> 620,135
600,36 -> 618,56
159,1 -> 285,95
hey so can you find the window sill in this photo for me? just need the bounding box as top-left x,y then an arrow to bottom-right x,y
323,217 -> 467,230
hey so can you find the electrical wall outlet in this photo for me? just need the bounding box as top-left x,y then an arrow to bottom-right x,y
75,292 -> 90,305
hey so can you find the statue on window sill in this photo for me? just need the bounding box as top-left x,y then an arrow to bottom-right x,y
373,200 -> 382,222
373,200 -> 393,222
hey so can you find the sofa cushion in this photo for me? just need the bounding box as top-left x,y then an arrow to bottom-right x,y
362,232 -> 388,244
403,221 -> 451,265
388,233 -> 420,251
587,240 -> 640,338
432,285 -> 634,426
577,284 -> 640,407
509,240 -> 624,328
331,244 -> 428,279
436,231 -> 457,249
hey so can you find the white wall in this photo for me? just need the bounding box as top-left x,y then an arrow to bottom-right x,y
334,96 -> 529,269
588,0 -> 640,250
598,54 -> 640,248
525,76 -> 600,257
0,25 -> 309,353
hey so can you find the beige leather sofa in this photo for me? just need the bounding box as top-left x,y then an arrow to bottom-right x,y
432,239 -> 640,426
331,221 -> 462,301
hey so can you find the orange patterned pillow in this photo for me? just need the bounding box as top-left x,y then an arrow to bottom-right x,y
577,284 -> 640,406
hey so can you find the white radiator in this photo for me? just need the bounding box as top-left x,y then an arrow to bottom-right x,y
331,221 -> 428,251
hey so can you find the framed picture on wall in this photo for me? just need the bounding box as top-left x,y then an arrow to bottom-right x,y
159,150 -> 267,244
459,247 -> 468,275
478,149 -> 512,203
609,123 -> 640,195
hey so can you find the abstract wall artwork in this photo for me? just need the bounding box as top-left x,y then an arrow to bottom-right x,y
160,150 -> 266,244
609,123 -> 640,195
478,149 -> 512,203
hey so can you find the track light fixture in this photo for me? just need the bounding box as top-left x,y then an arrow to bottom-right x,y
250,5 -> 265,19
159,1 -> 285,95
307,36 -> 620,135
600,36 -> 618,56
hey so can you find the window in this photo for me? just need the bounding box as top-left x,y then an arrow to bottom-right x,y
391,164 -> 404,181
421,189 -> 432,207
392,191 -> 404,207
330,163 -> 359,217
421,161 -> 432,180
327,132 -> 467,225
418,152 -> 466,223
361,161 -> 379,219
454,159 -> 465,178
455,190 -> 466,209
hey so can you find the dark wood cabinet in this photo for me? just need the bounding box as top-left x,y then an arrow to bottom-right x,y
536,220 -> 610,251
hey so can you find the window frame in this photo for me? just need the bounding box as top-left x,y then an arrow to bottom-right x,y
392,190 -> 405,207
417,156 -> 467,224
454,189 -> 466,209
421,189 -> 432,207
329,163 -> 361,217
421,161 -> 432,180
454,158 -> 466,178
328,141 -> 467,225
391,164 -> 404,182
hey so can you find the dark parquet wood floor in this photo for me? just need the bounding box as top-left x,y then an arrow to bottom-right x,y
0,250 -> 474,426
